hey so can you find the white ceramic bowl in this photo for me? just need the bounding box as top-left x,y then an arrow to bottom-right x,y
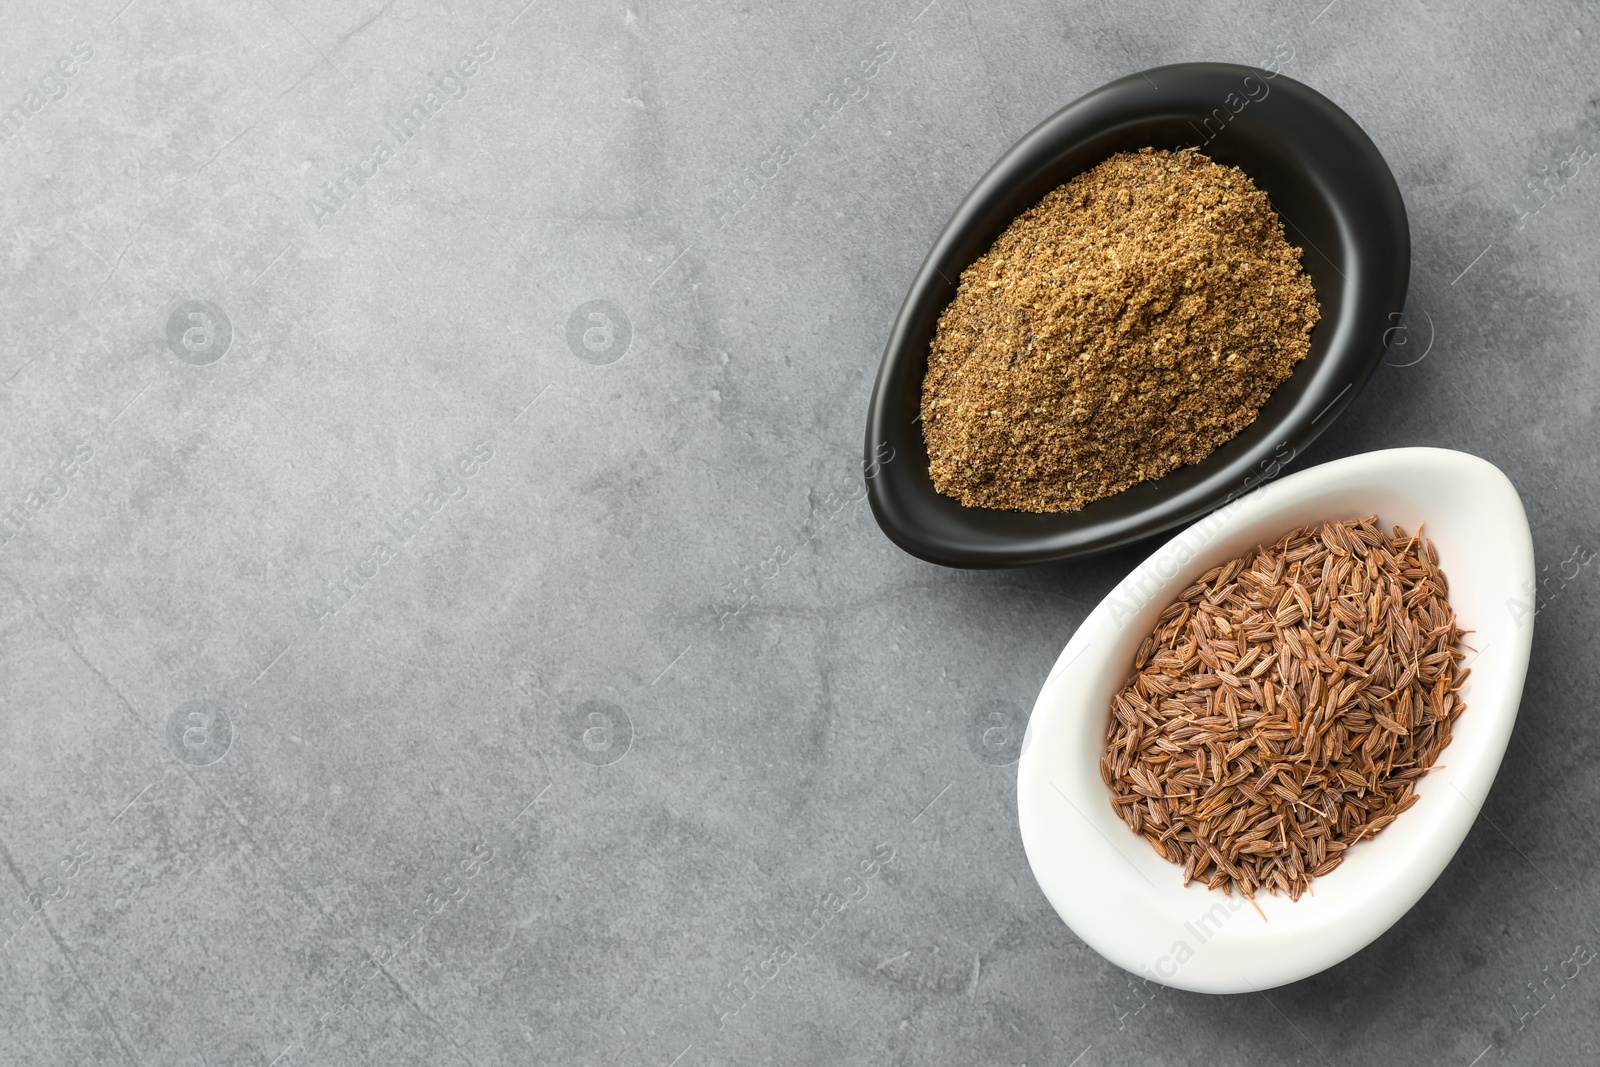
1016,447 -> 1534,993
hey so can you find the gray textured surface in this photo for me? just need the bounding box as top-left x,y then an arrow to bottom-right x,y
1,0 -> 1597,1064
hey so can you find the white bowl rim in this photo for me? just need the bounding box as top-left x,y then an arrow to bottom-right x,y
1016,447 -> 1535,993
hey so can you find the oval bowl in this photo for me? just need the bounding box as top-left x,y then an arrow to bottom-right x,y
864,62 -> 1409,566
1016,448 -> 1534,993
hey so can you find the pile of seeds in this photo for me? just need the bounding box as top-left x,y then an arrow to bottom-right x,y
1101,516 -> 1468,900
921,147 -> 1320,512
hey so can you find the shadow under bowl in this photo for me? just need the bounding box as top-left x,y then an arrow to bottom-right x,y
864,62 -> 1409,567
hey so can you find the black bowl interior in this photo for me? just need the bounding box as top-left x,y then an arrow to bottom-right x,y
864,63 -> 1409,567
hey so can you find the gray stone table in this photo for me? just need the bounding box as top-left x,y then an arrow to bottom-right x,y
1,0 -> 1596,1064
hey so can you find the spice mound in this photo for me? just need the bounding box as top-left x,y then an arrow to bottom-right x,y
1101,517 -> 1467,901
921,147 -> 1320,512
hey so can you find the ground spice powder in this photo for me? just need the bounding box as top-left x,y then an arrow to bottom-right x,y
921,147 -> 1320,512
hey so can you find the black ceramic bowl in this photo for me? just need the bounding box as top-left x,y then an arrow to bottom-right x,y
863,62 -> 1409,567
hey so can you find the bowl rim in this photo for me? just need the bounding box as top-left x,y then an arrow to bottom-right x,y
1015,447 -> 1535,993
864,61 -> 1411,567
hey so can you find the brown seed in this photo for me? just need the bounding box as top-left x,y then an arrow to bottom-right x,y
1100,516 -> 1467,901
